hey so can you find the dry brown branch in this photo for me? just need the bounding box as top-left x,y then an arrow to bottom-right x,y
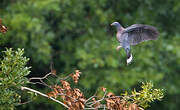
26,70 -> 146,110
29,73 -> 52,80
21,86 -> 69,109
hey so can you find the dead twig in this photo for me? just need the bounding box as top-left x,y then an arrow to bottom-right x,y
21,86 -> 69,109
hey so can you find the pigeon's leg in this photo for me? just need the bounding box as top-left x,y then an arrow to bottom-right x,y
116,45 -> 122,51
125,47 -> 133,65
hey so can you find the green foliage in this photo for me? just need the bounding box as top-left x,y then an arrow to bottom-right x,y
123,82 -> 164,108
0,48 -> 30,110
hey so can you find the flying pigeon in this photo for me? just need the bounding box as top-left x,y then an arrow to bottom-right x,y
111,22 -> 159,65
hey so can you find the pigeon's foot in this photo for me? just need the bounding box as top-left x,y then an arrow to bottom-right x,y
116,46 -> 122,51
126,54 -> 133,65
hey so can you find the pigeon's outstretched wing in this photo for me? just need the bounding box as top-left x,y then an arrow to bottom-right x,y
123,24 -> 159,45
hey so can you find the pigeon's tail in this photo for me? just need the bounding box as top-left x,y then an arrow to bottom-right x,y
125,48 -> 133,65
127,53 -> 133,65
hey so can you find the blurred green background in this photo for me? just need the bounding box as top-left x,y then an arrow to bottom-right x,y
0,0 -> 180,110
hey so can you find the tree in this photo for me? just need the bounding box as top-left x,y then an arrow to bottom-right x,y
0,49 -> 163,110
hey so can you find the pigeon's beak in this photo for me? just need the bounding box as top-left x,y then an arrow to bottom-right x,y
110,23 -> 113,26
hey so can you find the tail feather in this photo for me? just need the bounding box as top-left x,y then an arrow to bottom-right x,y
125,48 -> 133,65
127,54 -> 133,65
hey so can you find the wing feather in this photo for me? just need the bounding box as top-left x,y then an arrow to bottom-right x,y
123,24 -> 159,45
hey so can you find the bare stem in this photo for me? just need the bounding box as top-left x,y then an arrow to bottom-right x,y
21,86 -> 69,109
29,73 -> 52,80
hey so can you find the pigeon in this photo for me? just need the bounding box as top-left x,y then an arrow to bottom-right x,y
111,22 -> 159,65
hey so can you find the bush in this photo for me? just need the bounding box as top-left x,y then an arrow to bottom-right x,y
0,48 -> 30,110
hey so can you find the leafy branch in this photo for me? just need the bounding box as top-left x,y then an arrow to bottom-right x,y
0,48 -> 30,109
26,70 -> 164,110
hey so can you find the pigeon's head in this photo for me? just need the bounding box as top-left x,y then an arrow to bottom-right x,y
111,22 -> 121,27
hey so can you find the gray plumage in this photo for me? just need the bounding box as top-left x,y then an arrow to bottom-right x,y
111,22 -> 159,65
